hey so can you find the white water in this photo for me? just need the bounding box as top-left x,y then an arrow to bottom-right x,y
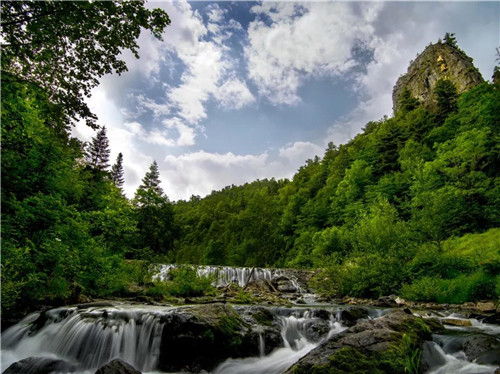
1,305 -> 170,373
3,305 -> 499,374
213,310 -> 346,374
152,264 -> 303,291
425,342 -> 497,374
1,305 -> 343,374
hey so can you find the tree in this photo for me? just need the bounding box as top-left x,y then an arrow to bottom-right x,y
1,1 -> 170,128
86,126 -> 110,172
397,89 -> 420,115
111,152 -> 125,190
443,32 -> 457,48
434,79 -> 458,123
134,161 -> 164,206
134,161 -> 175,256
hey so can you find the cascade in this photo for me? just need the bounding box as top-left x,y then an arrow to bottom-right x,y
1,306 -> 170,373
212,309 -> 346,374
2,305 -> 499,374
1,305 -> 344,374
152,264 -> 304,291
423,342 -> 497,374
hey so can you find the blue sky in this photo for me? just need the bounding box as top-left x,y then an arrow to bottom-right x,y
73,1 -> 499,201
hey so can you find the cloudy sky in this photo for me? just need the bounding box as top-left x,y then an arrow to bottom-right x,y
73,1 -> 499,201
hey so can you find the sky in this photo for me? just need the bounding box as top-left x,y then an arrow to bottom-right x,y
72,1 -> 500,201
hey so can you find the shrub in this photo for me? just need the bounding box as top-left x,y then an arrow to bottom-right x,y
160,266 -> 215,297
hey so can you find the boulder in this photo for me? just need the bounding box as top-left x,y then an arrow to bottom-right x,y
462,335 -> 500,365
374,295 -> 398,308
95,359 -> 141,374
484,313 -> 500,325
273,276 -> 297,293
339,306 -> 369,327
158,304 -> 265,372
284,309 -> 443,374
443,318 -> 472,327
3,357 -> 76,374
476,301 -> 496,313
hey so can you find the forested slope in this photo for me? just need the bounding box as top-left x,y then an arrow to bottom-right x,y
172,51 -> 500,302
2,14 -> 499,322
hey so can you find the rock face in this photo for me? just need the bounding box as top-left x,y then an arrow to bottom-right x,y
95,359 -> 141,374
392,42 -> 483,113
285,309 -> 443,374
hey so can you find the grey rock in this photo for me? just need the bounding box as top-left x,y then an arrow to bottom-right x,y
3,357 -> 76,374
95,359 -> 141,374
392,42 -> 483,113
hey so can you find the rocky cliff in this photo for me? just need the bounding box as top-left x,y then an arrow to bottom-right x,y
392,41 -> 484,113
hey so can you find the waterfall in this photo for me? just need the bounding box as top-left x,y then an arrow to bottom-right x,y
423,342 -> 497,374
212,309 -> 346,374
152,264 -> 302,289
4,304 -> 498,374
1,306 -> 170,373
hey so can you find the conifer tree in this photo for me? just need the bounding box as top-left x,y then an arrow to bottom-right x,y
110,152 -> 125,189
134,161 -> 164,206
133,161 -> 175,255
434,79 -> 458,123
86,126 -> 110,171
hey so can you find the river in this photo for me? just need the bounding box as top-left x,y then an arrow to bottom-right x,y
2,302 -> 499,374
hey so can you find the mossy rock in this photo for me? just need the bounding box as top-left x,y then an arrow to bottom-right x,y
158,304 -> 259,372
286,310 -> 442,374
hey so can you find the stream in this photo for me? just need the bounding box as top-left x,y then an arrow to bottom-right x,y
1,302 -> 499,374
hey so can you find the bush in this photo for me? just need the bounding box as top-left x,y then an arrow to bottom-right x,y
400,272 -> 498,304
157,266 -> 215,297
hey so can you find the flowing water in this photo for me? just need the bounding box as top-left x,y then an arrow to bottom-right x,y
1,304 -> 499,374
152,264 -> 303,291
1,304 -> 343,374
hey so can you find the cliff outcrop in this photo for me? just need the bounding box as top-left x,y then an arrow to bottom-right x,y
393,41 -> 484,113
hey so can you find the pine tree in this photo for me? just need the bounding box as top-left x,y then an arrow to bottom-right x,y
133,161 -> 175,255
443,32 -> 457,48
86,126 -> 110,171
434,79 -> 458,123
110,152 -> 125,189
134,161 -> 164,205
398,89 -> 420,115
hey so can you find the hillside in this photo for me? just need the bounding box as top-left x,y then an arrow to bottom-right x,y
2,34 -> 499,320
171,38 -> 500,302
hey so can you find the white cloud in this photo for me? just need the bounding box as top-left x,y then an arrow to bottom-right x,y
279,141 -> 324,166
246,2 -> 382,105
214,78 -> 256,110
142,1 -> 252,123
162,140 -> 323,201
163,118 -> 196,146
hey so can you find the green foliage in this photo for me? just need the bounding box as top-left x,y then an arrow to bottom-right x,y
397,89 -> 420,115
434,79 -> 458,123
401,228 -> 500,303
156,266 -> 215,297
0,2 -> 171,318
133,161 -> 177,256
2,16 -> 498,321
233,289 -> 255,304
1,0 -> 170,128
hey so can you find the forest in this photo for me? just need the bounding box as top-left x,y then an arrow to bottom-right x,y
1,1 -> 499,320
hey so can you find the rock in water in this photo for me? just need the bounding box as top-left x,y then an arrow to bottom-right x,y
392,41 -> 483,113
95,359 -> 141,374
3,357 -> 76,374
158,304 -> 264,372
284,309 -> 444,374
443,318 -> 473,326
